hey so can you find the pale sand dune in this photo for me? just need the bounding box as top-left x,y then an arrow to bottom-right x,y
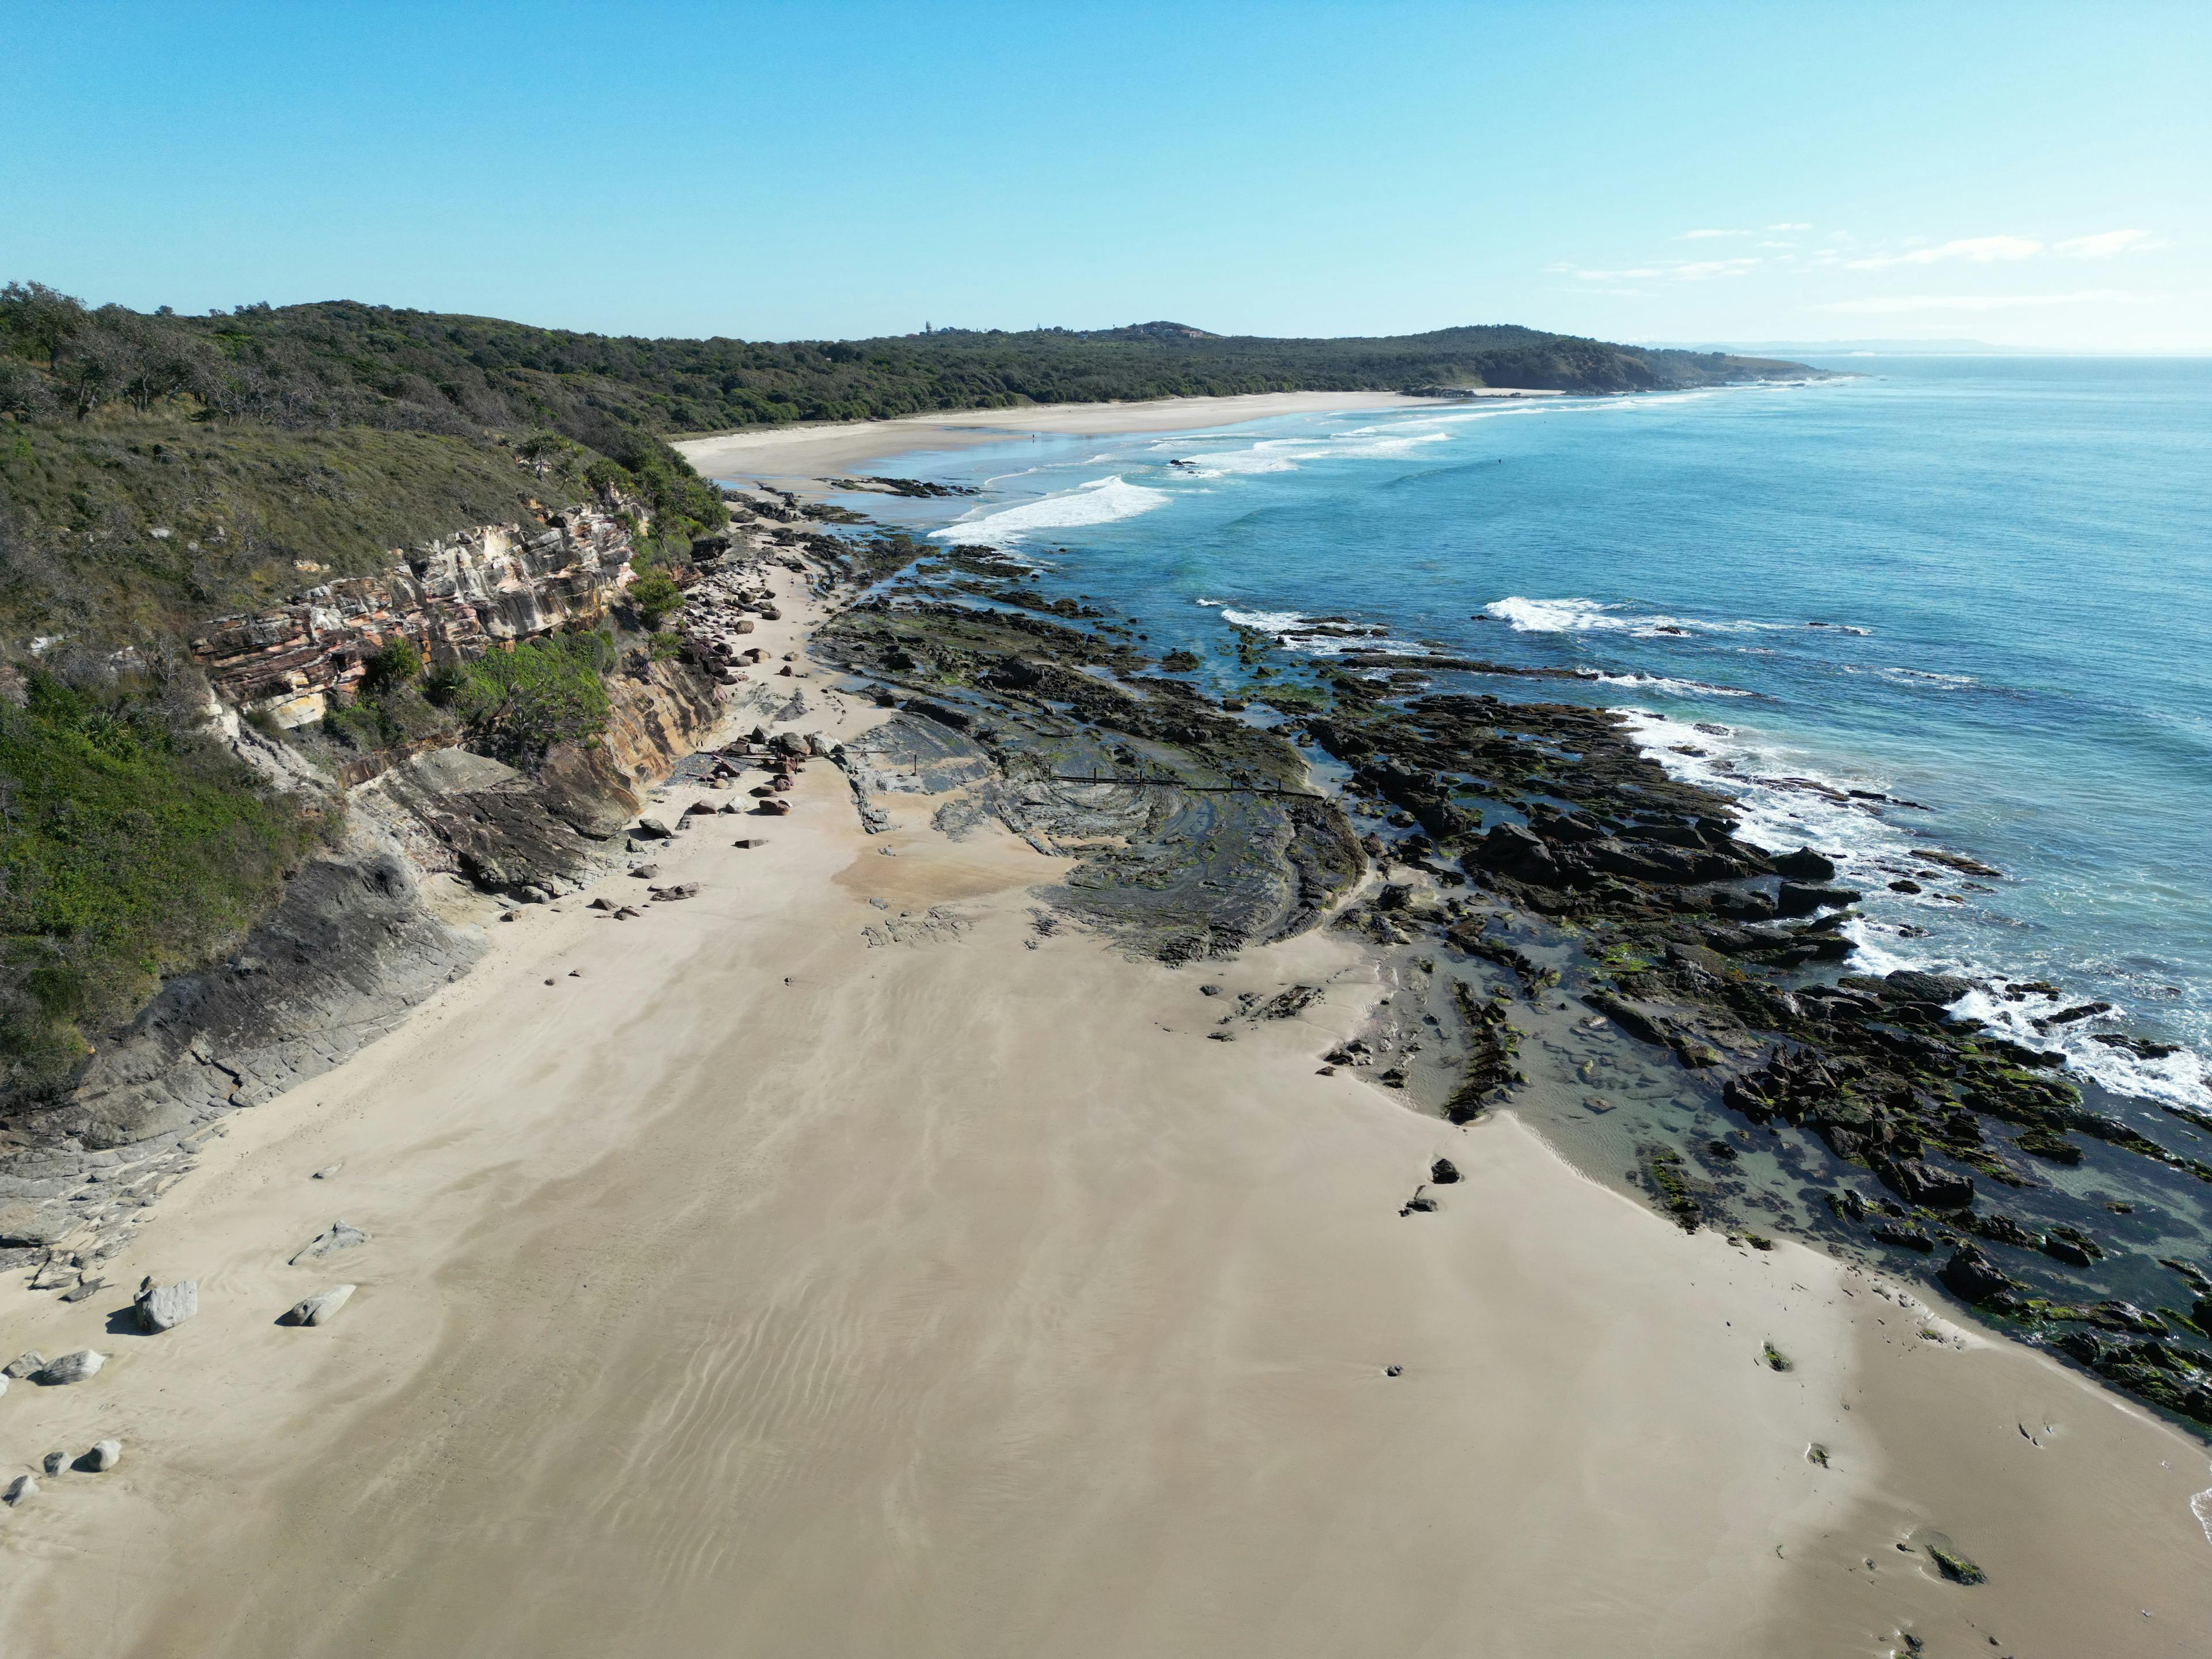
674,391 -> 1426,484
2,571 -> 2208,1657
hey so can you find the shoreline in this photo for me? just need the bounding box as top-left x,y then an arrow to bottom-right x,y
3,480 -> 2211,1654
672,391 -> 1430,487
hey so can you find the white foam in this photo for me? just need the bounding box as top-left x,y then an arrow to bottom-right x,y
1486,595 -> 1795,638
1592,672 -> 1756,698
928,475 -> 1171,547
1219,607 -> 1308,634
2194,1484 -> 2212,1548
1172,427 -> 1453,479
1215,606 -> 1423,657
1615,707 -> 2211,1111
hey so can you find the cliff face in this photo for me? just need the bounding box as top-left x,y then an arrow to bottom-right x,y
190,498 -> 643,729
1,506 -> 739,1279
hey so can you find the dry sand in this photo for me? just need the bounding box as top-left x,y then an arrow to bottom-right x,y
674,391 -> 1428,486
3,567 -> 2209,1658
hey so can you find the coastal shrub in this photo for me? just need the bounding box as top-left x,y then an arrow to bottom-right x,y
0,671 -> 320,1103
446,630 -> 615,763
361,637 -> 421,694
627,569 -> 684,631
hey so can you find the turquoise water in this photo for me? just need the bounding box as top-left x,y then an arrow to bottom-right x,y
791,359 -> 2212,1114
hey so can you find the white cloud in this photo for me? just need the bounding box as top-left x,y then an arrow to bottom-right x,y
1677,228 -> 1747,240
1844,236 -> 2042,271
1768,222 -> 1811,231
1813,290 -> 2149,315
1672,258 -> 1760,279
1758,240 -> 1797,249
2055,228 -> 2168,258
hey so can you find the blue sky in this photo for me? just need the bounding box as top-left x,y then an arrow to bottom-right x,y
5,2 -> 2205,349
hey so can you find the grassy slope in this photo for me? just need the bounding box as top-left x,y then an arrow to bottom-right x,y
0,419 -> 592,644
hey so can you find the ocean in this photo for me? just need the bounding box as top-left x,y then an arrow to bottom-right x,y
793,358 -> 2212,1123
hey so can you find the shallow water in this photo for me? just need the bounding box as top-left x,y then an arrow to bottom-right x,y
798,358 -> 2212,1120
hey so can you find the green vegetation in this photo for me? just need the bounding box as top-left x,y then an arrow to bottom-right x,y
431,631 -> 616,763
0,670 -> 321,1100
1926,1546 -> 1986,1585
1762,1343 -> 1793,1372
2,282 -> 1806,451
0,416 -> 601,645
626,568 -> 684,631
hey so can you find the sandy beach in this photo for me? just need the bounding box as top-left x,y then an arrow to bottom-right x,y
674,391 -> 1429,487
3,556 -> 2210,1658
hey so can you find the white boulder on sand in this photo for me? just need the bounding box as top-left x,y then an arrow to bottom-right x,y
287,1285 -> 355,1327
135,1277 -> 199,1333
39,1350 -> 104,1385
288,1221 -> 369,1265
5,1475 -> 36,1506
88,1440 -> 123,1472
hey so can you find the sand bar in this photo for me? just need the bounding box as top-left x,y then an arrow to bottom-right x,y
2,566 -> 2209,1658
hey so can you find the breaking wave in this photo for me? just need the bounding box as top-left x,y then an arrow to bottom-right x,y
929,475 -> 1169,547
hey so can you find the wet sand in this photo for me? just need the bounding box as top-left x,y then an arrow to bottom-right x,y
3,572 -> 2209,1657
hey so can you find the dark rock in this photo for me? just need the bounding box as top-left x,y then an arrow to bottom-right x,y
2041,1225 -> 2103,1267
1883,969 -> 1971,1006
1777,882 -> 1862,917
1877,1156 -> 1975,1210
1466,823 -> 1558,881
1771,846 -> 1838,881
1940,1245 -> 2016,1304
1429,1157 -> 1461,1185
1872,1222 -> 1936,1252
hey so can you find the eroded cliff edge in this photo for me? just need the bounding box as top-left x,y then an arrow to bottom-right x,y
0,499 -> 744,1278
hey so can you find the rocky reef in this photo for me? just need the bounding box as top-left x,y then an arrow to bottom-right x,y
817,600 -> 1361,961
1288,671 -> 2212,1431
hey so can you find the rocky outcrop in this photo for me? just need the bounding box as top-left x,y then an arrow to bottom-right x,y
287,1284 -> 355,1326
135,1276 -> 199,1333
190,499 -> 645,729
0,820 -> 482,1267
39,1349 -> 104,1385
289,1221 -> 369,1265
